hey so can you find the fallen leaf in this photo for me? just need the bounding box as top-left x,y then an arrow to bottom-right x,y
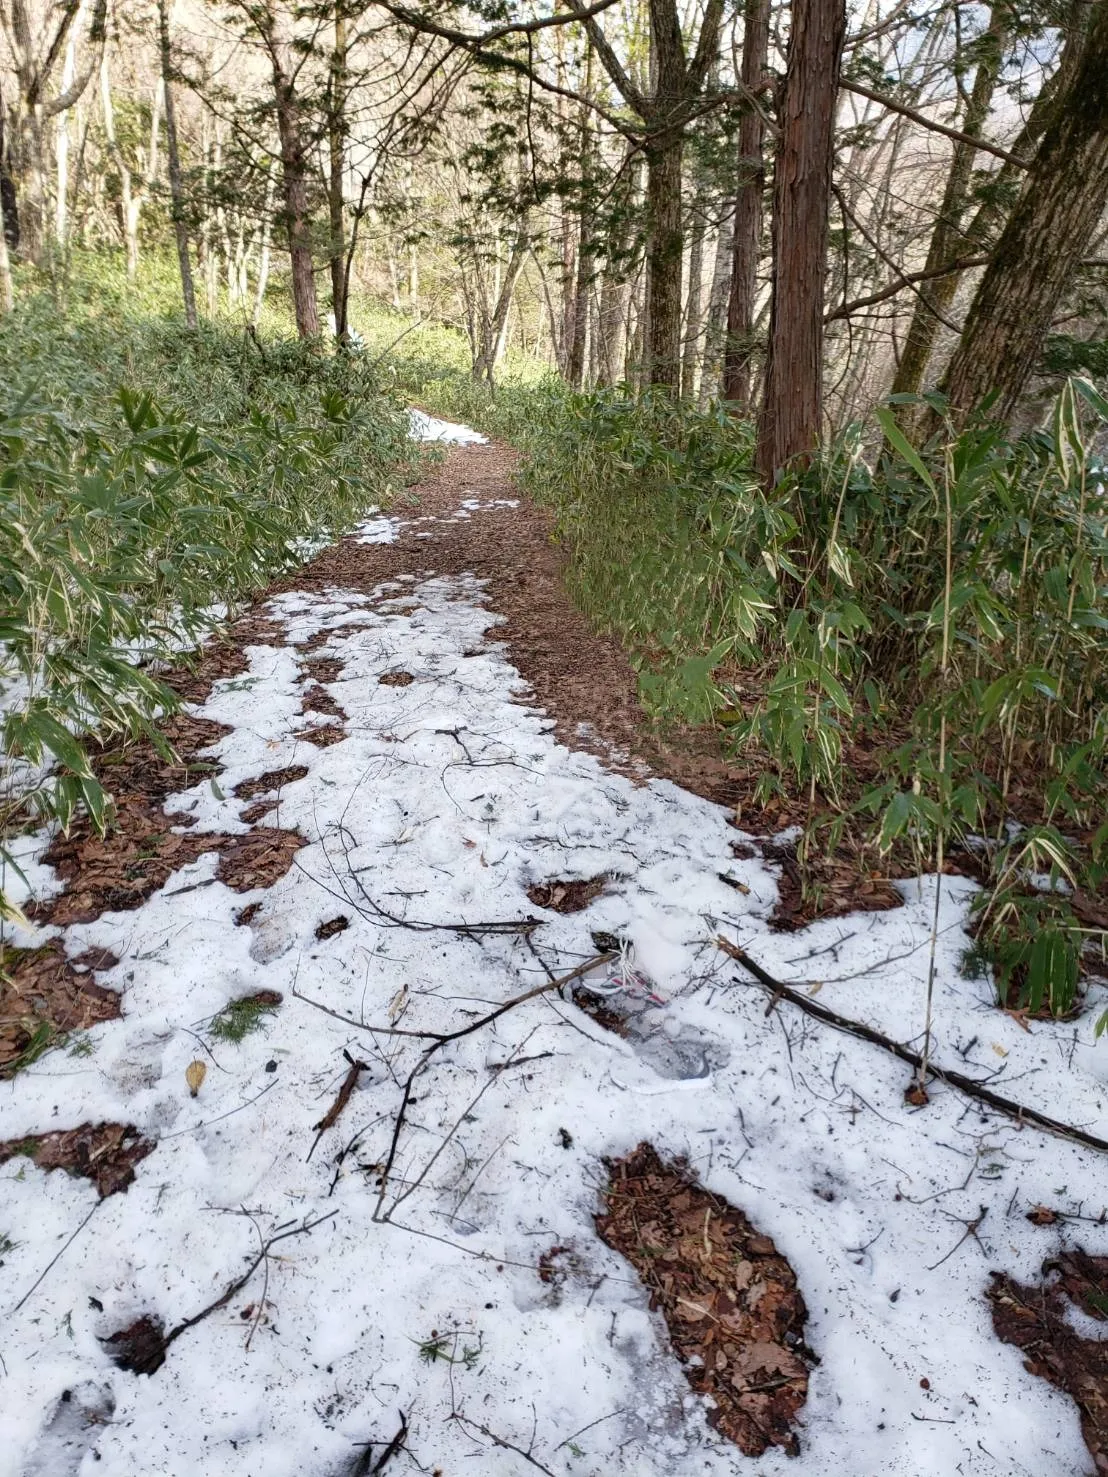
387,985 -> 409,1025
185,1060 -> 207,1097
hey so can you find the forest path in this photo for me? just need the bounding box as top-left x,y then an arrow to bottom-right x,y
0,417 -> 1101,1477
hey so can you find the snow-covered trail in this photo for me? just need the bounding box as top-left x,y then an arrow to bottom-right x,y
2,417 -> 1105,1476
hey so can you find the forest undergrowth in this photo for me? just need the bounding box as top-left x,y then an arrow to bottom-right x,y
400,354 -> 1108,1027
0,262 -> 416,920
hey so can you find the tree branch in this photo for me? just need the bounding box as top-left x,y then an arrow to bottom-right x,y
826,253 -> 990,322
840,78 -> 1028,168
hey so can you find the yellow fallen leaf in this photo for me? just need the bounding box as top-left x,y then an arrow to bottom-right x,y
387,984 -> 409,1025
991,1043 -> 1009,1058
185,1060 -> 207,1097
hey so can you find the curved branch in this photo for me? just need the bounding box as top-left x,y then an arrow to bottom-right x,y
825,253 -> 990,322
841,78 -> 1028,167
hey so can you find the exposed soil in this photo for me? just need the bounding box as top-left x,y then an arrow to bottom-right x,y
526,877 -> 609,914
989,1252 -> 1108,1471
595,1142 -> 811,1458
299,656 -> 345,685
378,670 -> 415,687
0,1121 -> 154,1197
234,766 -> 310,800
759,838 -> 904,931
102,1314 -> 169,1375
299,724 -> 345,748
0,941 -> 120,1075
29,707 -> 303,925
300,684 -> 346,719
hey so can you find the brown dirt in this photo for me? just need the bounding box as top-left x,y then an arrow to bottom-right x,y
0,1121 -> 154,1197
595,1142 -> 812,1458
299,723 -> 345,748
378,670 -> 414,687
0,941 -> 120,1075
989,1252 -> 1108,1471
215,830 -> 304,892
233,766 -> 310,800
759,839 -> 904,931
315,915 -> 349,940
300,656 -> 345,684
30,708 -> 303,925
102,1314 -> 168,1375
239,799 -> 277,824
526,877 -> 609,914
300,684 -> 346,719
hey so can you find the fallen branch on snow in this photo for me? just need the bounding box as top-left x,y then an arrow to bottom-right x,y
716,937 -> 1108,1156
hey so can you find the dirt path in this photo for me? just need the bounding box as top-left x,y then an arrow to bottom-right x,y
269,438 -> 741,806
1,423 -> 1103,1477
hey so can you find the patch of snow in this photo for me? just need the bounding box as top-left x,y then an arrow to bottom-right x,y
409,408 -> 488,444
0,471 -> 1102,1477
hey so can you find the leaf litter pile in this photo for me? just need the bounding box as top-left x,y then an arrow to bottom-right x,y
989,1251 -> 1108,1470
596,1143 -> 812,1458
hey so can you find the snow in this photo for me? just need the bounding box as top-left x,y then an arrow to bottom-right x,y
408,408 -> 488,444
1,421 -> 1105,1477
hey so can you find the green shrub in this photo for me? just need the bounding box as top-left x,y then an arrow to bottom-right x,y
510,377 -> 1108,1020
0,283 -> 416,919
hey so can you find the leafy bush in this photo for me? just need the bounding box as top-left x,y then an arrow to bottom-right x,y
1,288 -> 415,918
513,377 -> 1108,1019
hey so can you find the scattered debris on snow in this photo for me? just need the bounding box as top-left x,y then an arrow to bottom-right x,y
1,417 -> 1107,1476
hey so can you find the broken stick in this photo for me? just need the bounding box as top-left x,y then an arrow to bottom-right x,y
307,1050 -> 369,1161
716,936 -> 1108,1156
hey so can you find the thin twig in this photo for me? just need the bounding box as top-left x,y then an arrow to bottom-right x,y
9,1199 -> 101,1315
163,1211 -> 337,1350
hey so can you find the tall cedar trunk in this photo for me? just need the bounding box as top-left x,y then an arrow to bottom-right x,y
267,3 -> 320,340
645,132 -> 684,386
755,0 -> 846,483
328,13 -> 348,343
158,0 -> 196,328
940,0 -> 1108,424
723,0 -> 770,409
890,10 -> 1005,403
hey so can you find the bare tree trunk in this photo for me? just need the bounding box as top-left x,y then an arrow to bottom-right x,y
755,0 -> 846,482
940,0 -> 1108,424
472,229 -> 528,385
723,0 -> 771,410
890,9 -> 1005,403
0,84 -> 19,253
252,165 -> 275,326
699,208 -> 734,404
328,11 -> 348,343
0,183 -> 13,311
265,1 -> 320,340
158,0 -> 196,328
54,9 -> 81,246
680,197 -> 706,399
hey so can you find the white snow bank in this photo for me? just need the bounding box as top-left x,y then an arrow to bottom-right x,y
409,408 -> 488,444
1,489 -> 1103,1477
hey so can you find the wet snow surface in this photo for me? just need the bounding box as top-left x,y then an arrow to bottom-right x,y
2,414 -> 1106,1476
